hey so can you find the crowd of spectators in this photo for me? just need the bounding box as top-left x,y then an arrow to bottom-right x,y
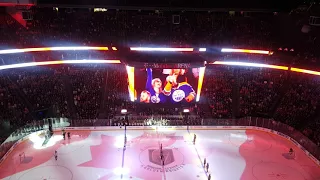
204,66 -> 234,119
203,66 -> 320,146
0,76 -> 27,122
274,73 -> 320,142
103,64 -> 131,118
239,67 -> 287,117
10,67 -> 68,116
70,68 -> 104,119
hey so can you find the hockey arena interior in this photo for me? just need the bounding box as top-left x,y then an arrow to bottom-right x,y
0,0 -> 320,179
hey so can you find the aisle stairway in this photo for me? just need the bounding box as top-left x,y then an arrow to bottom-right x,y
270,70 -> 292,117
63,69 -> 77,118
98,70 -> 109,119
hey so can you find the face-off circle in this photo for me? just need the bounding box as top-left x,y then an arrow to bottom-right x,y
252,162 -> 305,180
18,165 -> 73,180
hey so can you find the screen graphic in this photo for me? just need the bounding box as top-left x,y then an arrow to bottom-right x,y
135,68 -> 203,104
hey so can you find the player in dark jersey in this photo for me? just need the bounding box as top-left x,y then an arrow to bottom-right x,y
163,76 -> 196,103
289,148 -> 294,155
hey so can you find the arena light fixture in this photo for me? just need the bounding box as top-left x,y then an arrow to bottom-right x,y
221,48 -> 271,55
196,67 -> 206,102
291,67 -> 320,76
126,66 -> 135,102
121,109 -> 128,114
199,48 -> 206,52
183,109 -> 190,113
0,46 -> 110,54
0,59 -> 121,70
211,61 -> 288,70
112,47 -> 118,51
130,47 -> 194,52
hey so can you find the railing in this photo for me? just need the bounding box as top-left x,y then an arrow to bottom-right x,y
0,118 -> 69,161
1,117 -> 319,163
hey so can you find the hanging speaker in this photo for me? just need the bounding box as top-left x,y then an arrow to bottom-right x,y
172,15 -> 180,24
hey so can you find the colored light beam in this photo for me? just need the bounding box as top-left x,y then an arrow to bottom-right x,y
126,66 -> 135,102
0,46 -> 110,54
0,60 -> 121,70
211,61 -> 288,70
130,47 -> 194,52
291,67 -> 320,76
221,48 -> 271,55
196,67 -> 206,102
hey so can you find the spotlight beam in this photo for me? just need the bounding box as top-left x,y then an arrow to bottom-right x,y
0,60 -> 121,70
0,46 -> 109,54
221,48 -> 271,55
211,61 -> 288,70
130,47 -> 194,52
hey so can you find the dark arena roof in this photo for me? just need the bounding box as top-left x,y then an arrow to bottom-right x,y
36,0 -> 307,11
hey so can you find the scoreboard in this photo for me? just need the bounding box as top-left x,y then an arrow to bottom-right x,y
127,62 -> 205,69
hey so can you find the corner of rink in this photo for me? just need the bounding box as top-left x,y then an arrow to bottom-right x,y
239,129 -> 320,180
0,126 -> 319,180
0,130 -> 91,180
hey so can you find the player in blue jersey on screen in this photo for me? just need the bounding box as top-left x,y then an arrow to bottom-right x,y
140,68 -> 167,103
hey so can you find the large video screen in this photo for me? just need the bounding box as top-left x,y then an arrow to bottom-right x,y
134,68 -> 204,104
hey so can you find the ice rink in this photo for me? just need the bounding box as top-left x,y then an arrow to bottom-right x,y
0,127 -> 319,180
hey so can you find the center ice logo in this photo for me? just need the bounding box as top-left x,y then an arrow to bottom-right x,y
172,90 -> 185,102
139,147 -> 185,173
149,149 -> 175,166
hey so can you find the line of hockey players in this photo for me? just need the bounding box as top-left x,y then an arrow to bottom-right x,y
62,129 -> 71,140
193,134 -> 211,180
159,143 -> 165,166
203,158 -> 212,180
53,129 -> 73,161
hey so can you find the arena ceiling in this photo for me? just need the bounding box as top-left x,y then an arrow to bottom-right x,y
37,0 -> 306,11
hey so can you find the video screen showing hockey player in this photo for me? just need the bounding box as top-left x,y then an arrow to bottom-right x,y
136,68 -> 200,104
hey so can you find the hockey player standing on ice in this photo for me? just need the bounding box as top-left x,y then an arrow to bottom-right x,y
163,69 -> 196,103
193,134 -> 197,144
54,151 -> 58,161
63,131 -> 66,140
289,148 -> 294,155
206,163 -> 209,172
67,132 -> 71,139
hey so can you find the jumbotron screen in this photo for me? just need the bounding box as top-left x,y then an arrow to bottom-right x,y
133,68 -> 205,104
